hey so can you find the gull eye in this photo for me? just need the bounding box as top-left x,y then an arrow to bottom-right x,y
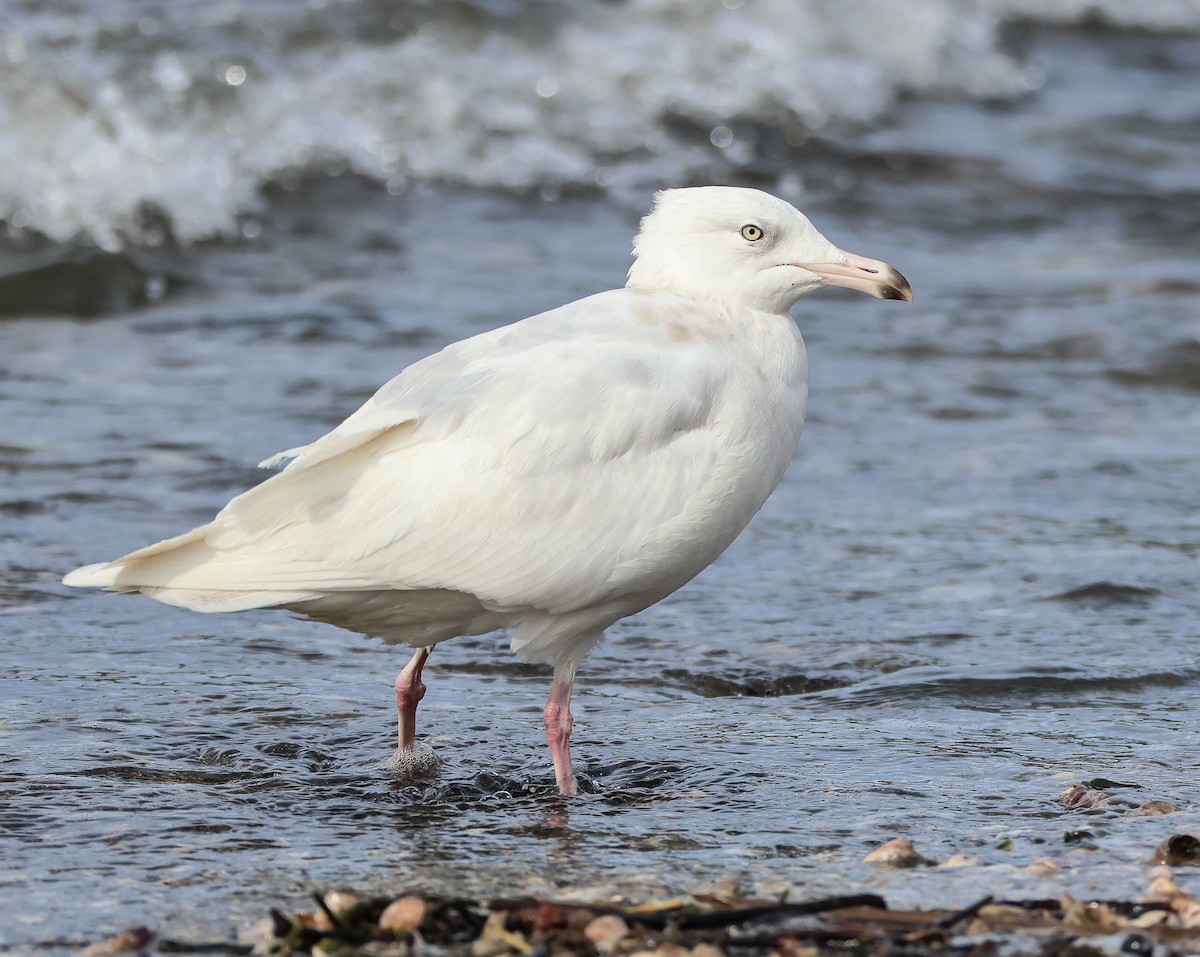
740,224 -> 763,242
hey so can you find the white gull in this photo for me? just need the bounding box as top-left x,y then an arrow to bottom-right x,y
64,186 -> 912,795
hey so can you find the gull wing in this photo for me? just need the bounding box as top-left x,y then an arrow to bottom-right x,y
70,290 -> 737,616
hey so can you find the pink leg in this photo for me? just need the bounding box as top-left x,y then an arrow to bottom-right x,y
395,647 -> 431,751
543,663 -> 578,796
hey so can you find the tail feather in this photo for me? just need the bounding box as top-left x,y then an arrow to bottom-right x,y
63,522 -> 344,612
138,585 -> 322,612
62,562 -> 125,588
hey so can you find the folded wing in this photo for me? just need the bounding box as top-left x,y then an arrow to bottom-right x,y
65,291 -> 735,619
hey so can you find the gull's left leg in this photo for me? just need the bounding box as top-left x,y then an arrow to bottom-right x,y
395,646 -> 431,751
544,659 -> 579,796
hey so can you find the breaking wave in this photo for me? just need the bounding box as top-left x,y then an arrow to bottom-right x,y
3,0 -> 1197,246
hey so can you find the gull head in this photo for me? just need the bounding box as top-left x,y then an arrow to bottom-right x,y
626,186 -> 913,314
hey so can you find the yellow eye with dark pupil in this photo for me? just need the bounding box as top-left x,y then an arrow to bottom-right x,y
740,224 -> 763,241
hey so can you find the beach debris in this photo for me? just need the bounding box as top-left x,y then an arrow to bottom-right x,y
1143,867 -> 1200,928
77,873 -> 1200,957
471,910 -> 532,957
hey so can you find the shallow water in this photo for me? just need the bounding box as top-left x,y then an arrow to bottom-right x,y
3,9 -> 1200,955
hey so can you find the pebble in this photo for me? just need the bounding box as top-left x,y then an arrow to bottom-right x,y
1130,800 -> 1179,816
1059,895 -> 1125,933
584,915 -> 630,951
311,890 -> 359,931
78,927 -> 154,957
1146,866 -> 1185,900
629,946 -> 690,957
694,876 -> 741,902
472,910 -> 531,957
379,895 -> 428,934
324,890 -> 358,914
863,838 -> 925,867
1060,784 -> 1108,809
1148,833 -> 1200,866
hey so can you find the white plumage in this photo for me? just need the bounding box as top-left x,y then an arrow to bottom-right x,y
64,186 -> 911,794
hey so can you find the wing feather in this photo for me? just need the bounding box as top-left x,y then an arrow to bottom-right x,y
85,289 -> 740,614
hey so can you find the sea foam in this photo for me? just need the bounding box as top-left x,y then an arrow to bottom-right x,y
3,0 -> 1196,246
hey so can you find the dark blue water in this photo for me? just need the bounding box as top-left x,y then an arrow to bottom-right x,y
2,7 -> 1199,954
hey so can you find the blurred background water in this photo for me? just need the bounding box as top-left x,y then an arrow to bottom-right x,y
2,0 -> 1200,953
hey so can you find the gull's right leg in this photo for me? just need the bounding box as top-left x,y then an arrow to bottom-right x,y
395,646 -> 431,751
